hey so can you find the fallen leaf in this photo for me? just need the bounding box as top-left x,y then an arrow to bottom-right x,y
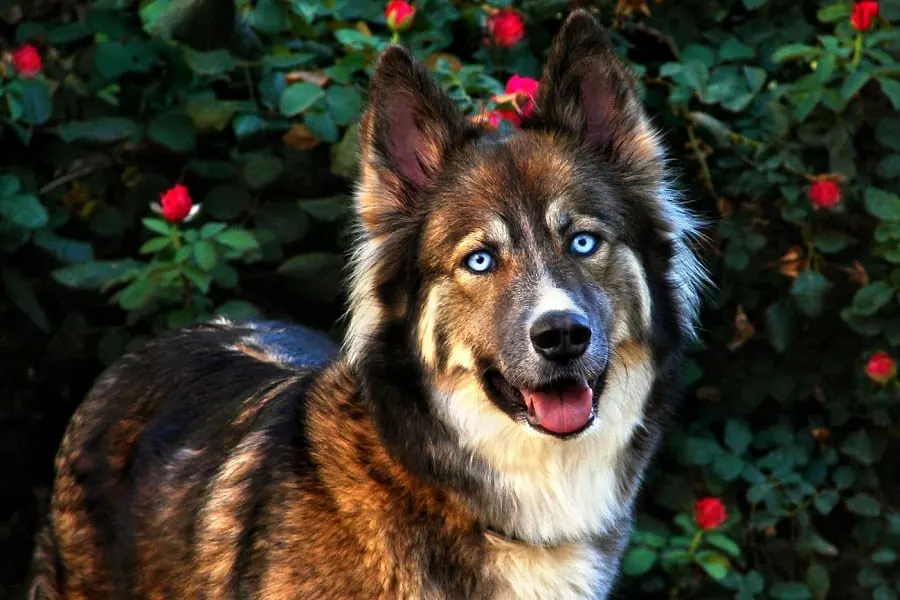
282,123 -> 320,151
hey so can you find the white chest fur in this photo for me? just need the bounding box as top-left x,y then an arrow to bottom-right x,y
486,534 -> 615,600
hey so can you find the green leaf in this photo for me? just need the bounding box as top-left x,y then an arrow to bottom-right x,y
200,223 -> 228,239
705,533 -> 741,558
790,271 -> 830,317
304,110 -> 339,143
813,231 -> 855,253
148,113 -> 196,153
139,237 -> 170,255
217,229 -> 259,251
331,123 -> 360,180
16,79 -> 53,126
3,267 -> 49,332
279,82 -> 325,116
695,550 -> 729,581
185,97 -> 243,132
142,218 -> 172,236
765,301 -> 794,352
51,259 -> 139,290
877,155 -> 900,179
33,231 -> 95,264
742,0 -> 766,8
0,194 -> 49,229
841,71 -> 870,101
719,38 -> 755,61
0,175 -> 21,197
118,277 -> 158,311
840,430 -> 874,465
772,44 -> 818,63
300,196 -> 349,221
325,85 -> 364,126
878,77 -> 900,110
852,281 -> 895,316
724,419 -> 753,454
769,582 -> 812,600
183,47 -> 238,75
872,548 -> 897,565
845,492 -> 881,517
193,240 -> 217,270
865,187 -> 900,220
59,118 -> 141,143
712,452 -> 745,481
243,153 -> 284,189
814,490 -> 839,515
689,111 -> 732,146
744,66 -> 767,94
621,547 -> 657,576
805,564 -> 830,598
818,3 -> 850,22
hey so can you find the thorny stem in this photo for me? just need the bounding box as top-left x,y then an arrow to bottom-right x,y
685,121 -> 720,201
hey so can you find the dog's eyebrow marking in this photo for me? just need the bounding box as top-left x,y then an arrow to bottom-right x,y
455,218 -> 512,256
545,197 -> 570,234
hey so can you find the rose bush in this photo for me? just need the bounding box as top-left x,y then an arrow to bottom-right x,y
2,0 -> 900,598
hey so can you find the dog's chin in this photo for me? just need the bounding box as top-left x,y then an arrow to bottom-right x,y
483,368 -> 607,440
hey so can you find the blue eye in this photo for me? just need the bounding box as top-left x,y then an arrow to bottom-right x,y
569,232 -> 599,256
465,250 -> 495,273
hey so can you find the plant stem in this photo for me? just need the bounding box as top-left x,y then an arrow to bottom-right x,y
852,33 -> 862,68
689,530 -> 704,554
170,226 -> 182,250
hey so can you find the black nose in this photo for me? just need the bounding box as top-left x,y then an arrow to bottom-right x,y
529,311 -> 592,361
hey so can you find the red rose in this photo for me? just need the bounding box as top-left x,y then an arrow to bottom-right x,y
851,0 -> 878,32
158,184 -> 194,223
808,179 -> 841,210
497,75 -> 540,126
385,1 -> 415,33
486,9 -> 525,48
11,44 -> 42,78
694,497 -> 727,530
865,352 -> 896,384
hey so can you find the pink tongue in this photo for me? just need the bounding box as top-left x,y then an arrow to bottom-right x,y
523,384 -> 593,434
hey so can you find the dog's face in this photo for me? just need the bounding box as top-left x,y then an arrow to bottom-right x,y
416,135 -> 648,438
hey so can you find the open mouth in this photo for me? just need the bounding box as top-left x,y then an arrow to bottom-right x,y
484,370 -> 607,438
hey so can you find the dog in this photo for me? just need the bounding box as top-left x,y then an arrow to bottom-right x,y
28,9 -> 705,599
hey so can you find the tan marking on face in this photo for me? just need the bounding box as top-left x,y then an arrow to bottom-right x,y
608,246 -> 653,345
417,285 -> 443,368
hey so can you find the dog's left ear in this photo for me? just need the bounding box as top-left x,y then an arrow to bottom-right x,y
529,10 -> 662,172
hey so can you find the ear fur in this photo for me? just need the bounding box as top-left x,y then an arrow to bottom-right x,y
356,46 -> 473,236
527,10 -> 663,171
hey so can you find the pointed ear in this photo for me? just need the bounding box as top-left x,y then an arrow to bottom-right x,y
356,46 -> 470,234
528,10 -> 663,171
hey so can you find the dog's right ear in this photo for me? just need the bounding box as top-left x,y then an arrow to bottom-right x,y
356,47 -> 468,235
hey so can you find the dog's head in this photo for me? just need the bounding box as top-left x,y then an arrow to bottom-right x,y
346,9 -> 705,540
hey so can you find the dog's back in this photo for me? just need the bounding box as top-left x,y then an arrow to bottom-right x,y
29,320 -> 339,599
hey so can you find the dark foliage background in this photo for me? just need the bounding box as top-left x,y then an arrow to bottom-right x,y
2,0 -> 900,598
